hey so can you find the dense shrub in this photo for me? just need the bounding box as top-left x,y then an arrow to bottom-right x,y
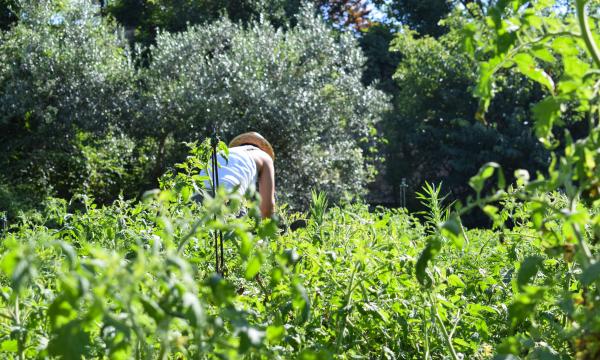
0,150 -> 587,358
141,8 -> 388,206
384,21 -> 549,208
0,0 -> 143,207
0,1 -> 388,212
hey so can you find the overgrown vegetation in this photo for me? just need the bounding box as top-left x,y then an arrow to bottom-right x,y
0,0 -> 386,215
2,0 -> 600,358
0,140 -> 589,359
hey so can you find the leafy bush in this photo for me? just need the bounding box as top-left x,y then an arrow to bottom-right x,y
0,142 -> 565,358
434,0 -> 600,357
385,19 -> 548,209
141,8 -> 388,206
0,1 -> 389,212
0,0 -> 141,207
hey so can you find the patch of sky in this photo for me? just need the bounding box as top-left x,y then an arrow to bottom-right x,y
49,13 -> 65,26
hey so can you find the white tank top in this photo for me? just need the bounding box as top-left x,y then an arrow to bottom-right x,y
200,145 -> 258,194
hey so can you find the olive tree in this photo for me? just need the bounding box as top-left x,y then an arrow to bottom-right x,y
0,0 -> 141,210
142,7 -> 389,205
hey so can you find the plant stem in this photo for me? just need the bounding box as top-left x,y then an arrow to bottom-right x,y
422,304 -> 430,360
571,222 -> 593,267
335,262 -> 358,351
576,0 -> 600,68
15,296 -> 23,360
429,293 -> 460,360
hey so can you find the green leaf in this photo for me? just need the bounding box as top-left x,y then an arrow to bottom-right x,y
292,282 -> 311,324
57,241 -> 77,269
532,45 -> 556,63
508,288 -> 545,326
496,335 -> 522,356
453,337 -> 470,349
140,296 -> 165,322
245,256 -> 261,280
1,340 -> 18,352
448,274 -> 466,288
530,346 -> 561,359
205,274 -> 235,305
532,97 -> 561,139
581,261 -> 600,286
182,292 -> 204,326
469,162 -> 504,193
240,234 -> 253,259
462,23 -> 478,56
517,256 -> 544,289
551,37 -> 579,57
48,320 -> 92,359
266,325 -> 285,343
416,236 -> 442,288
257,219 -> 279,240
474,57 -> 502,120
513,53 -> 554,93
441,216 -> 463,249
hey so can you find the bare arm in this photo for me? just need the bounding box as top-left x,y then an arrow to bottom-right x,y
256,152 -> 275,218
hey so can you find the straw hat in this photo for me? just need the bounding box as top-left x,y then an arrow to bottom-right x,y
229,132 -> 275,160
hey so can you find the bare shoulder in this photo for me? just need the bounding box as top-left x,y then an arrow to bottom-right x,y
249,149 -> 274,170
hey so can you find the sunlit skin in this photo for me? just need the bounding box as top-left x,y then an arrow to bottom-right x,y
241,147 -> 275,219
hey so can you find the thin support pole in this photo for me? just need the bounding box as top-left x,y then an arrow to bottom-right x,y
211,136 -> 225,276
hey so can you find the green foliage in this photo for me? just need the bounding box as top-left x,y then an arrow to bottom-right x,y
386,19 -> 548,209
0,0 -> 19,30
143,8 -> 388,206
386,0 -> 454,37
358,23 -> 401,94
309,189 -> 328,226
450,0 -> 600,357
0,0 -> 387,214
2,145 -> 590,358
106,0 -> 306,47
0,0 -> 144,208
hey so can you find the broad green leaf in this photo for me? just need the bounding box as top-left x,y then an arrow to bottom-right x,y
551,37 -> 579,57
245,256 -> 261,280
469,162 -> 503,193
441,216 -> 463,249
453,337 -> 470,349
513,53 -> 554,93
266,325 -> 285,343
448,274 -> 466,288
532,45 -> 556,63
517,256 -> 544,289
532,96 -> 561,139
1,340 -> 17,352
416,236 -> 442,288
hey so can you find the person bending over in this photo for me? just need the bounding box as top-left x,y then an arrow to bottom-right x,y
201,132 -> 275,219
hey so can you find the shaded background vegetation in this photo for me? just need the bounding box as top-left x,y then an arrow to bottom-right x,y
0,0 -> 555,220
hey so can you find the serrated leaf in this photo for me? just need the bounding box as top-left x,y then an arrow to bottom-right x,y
513,53 -> 554,93
532,45 -> 556,63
